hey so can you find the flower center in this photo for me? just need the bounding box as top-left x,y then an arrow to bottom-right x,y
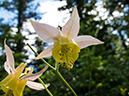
52,42 -> 80,70
59,45 -> 74,69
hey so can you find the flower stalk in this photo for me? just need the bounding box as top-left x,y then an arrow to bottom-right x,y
56,70 -> 77,96
38,78 -> 53,96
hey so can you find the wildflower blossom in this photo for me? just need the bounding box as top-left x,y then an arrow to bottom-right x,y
0,39 -> 49,96
31,6 -> 103,70
120,88 -> 127,96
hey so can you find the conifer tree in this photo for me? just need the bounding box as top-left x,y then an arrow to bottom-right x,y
0,0 -> 41,63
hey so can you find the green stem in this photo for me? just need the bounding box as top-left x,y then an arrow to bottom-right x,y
4,89 -> 13,96
27,43 -> 55,70
88,70 -> 92,96
56,70 -> 77,96
38,78 -> 53,96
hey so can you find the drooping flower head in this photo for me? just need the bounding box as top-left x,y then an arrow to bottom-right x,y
30,6 -> 103,70
0,39 -> 49,96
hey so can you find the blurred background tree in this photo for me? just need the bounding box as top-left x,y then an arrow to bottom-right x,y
0,0 -> 41,63
1,0 -> 129,96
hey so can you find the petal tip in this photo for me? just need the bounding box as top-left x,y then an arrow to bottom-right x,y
74,6 -> 76,9
34,57 -> 39,60
4,38 -> 7,43
30,20 -> 33,23
98,41 -> 104,45
47,83 -> 50,87
4,38 -> 7,47
101,42 -> 104,44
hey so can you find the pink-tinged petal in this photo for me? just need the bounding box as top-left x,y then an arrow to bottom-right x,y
30,20 -> 59,42
4,61 -> 10,74
35,45 -> 53,60
62,6 -> 80,39
18,65 -> 48,81
26,81 -> 50,90
4,39 -> 16,74
74,35 -> 103,49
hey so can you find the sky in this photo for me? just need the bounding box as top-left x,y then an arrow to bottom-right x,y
0,0 -> 70,28
0,0 -> 123,63
39,0 -> 70,27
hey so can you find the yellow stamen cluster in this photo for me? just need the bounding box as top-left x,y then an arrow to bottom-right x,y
59,45 -> 74,69
52,42 -> 80,70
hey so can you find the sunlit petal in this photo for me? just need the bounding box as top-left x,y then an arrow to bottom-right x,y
35,45 -> 53,60
13,80 -> 27,96
15,63 -> 27,73
26,81 -> 50,90
4,63 -> 27,91
30,20 -> 59,42
0,73 -> 13,85
1,85 -> 8,93
74,35 -> 103,49
4,39 -> 16,74
62,6 -> 80,39
18,65 -> 48,81
4,61 -> 10,74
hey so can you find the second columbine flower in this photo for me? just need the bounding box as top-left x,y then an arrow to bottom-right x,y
0,39 -> 49,96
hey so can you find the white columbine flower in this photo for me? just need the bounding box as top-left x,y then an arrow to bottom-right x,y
30,6 -> 103,70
